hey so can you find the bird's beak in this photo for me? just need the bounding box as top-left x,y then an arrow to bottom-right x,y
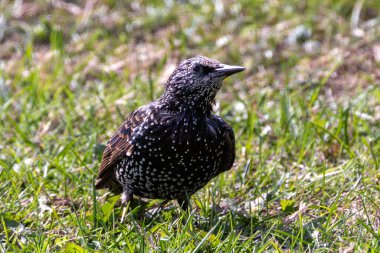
212,64 -> 245,78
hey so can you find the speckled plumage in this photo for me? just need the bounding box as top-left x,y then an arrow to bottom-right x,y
96,56 -> 244,209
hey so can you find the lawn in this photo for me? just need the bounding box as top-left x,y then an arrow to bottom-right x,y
0,0 -> 379,252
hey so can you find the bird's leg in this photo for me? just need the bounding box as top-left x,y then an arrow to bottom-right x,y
177,198 -> 190,211
121,189 -> 133,205
120,189 -> 133,222
178,196 -> 204,226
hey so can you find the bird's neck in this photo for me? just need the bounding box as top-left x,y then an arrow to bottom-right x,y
158,93 -> 214,118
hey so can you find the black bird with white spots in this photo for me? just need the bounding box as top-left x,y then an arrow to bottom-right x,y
96,56 -> 245,210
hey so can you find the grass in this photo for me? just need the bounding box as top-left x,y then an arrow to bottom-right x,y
0,0 -> 379,252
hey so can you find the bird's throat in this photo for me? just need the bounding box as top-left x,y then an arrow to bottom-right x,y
159,93 -> 214,117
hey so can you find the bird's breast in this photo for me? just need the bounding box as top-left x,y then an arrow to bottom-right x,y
119,112 -> 226,198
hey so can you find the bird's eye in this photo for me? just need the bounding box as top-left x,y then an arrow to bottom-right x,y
193,65 -> 201,73
193,65 -> 213,74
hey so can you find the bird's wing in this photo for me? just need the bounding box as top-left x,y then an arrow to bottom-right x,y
214,116 -> 235,174
95,108 -> 147,191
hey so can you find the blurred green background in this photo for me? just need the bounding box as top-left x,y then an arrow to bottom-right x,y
0,1 -> 379,252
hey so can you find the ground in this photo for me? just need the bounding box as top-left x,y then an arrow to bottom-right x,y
0,0 -> 379,252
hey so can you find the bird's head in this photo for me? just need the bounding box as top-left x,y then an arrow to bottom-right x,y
162,56 -> 245,114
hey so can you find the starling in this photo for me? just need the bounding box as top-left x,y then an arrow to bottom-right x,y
96,56 -> 245,210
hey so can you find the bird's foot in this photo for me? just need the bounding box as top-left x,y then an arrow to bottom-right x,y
145,199 -> 171,218
177,198 -> 190,212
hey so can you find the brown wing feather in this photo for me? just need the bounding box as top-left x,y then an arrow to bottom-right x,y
95,109 -> 145,190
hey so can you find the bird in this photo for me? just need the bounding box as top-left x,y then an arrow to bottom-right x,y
95,56 -> 245,210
